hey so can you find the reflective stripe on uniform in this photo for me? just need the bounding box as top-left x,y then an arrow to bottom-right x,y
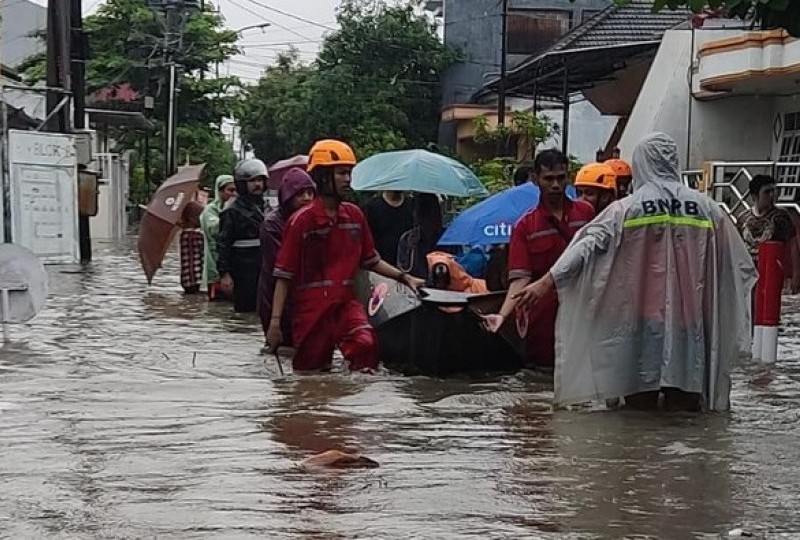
623,214 -> 713,229
233,239 -> 261,248
527,228 -> 559,240
297,280 -> 335,290
273,268 -> 294,280
508,269 -> 533,280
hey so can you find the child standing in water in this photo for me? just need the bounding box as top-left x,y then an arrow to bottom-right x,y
180,202 -> 205,294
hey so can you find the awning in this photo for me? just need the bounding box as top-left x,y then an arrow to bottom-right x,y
478,41 -> 661,101
86,108 -> 154,130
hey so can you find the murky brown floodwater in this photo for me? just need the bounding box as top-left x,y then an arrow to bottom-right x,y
2,241 -> 800,538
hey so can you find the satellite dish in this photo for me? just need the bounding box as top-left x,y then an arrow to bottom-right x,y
0,244 -> 48,341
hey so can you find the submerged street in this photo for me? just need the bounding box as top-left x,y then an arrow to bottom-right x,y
1,241 -> 800,538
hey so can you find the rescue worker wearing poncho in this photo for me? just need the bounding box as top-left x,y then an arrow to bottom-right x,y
200,174 -> 236,300
512,133 -> 756,411
267,140 -> 425,372
218,159 -> 268,313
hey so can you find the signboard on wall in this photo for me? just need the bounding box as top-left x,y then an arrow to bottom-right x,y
8,130 -> 79,264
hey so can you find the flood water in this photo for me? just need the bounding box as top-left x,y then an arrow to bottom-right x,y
2,241 -> 800,538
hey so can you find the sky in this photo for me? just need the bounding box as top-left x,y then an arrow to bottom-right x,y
28,0 -> 341,82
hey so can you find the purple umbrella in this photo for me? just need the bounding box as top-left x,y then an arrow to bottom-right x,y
268,155 -> 308,189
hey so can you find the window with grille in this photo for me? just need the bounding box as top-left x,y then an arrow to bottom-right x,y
777,111 -> 800,203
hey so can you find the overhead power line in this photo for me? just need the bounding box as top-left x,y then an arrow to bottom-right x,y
224,0 -> 315,41
239,0 -> 335,31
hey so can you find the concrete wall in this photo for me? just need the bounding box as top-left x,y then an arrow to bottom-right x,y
534,101 -> 615,163
619,27 -> 775,169
441,0 -> 610,107
442,0 -> 503,107
0,0 -> 46,68
772,97 -> 800,160
618,29 -> 694,163
440,0 -> 614,158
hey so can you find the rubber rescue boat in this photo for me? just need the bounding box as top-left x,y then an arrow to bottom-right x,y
355,272 -> 526,377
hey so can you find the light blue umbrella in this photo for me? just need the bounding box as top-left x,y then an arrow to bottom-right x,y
352,149 -> 489,198
438,183 -> 579,246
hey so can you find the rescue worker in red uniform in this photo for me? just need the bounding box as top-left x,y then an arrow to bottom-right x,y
605,158 -> 633,199
483,149 -> 596,369
267,140 -> 425,372
574,162 -> 617,214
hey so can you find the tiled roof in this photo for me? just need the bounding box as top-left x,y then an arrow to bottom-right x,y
548,0 -> 690,52
478,0 -> 690,99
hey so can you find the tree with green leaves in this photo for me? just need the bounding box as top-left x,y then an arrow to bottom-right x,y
615,0 -> 800,37
19,0 -> 240,200
473,110 -> 559,161
239,0 -> 460,162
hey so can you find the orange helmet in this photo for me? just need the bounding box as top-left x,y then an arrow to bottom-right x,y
574,162 -> 617,192
604,158 -> 632,178
307,139 -> 357,172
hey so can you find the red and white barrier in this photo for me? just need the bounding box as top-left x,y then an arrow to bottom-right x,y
753,241 -> 785,363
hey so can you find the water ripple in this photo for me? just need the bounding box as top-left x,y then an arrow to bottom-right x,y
0,242 -> 799,538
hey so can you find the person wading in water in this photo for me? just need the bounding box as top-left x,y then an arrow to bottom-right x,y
268,139 -> 424,373
218,159 -> 268,313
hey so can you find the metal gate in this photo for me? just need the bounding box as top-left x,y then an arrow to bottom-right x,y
692,161 -> 800,223
92,152 -> 130,240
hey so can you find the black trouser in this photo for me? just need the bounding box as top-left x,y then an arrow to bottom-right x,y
625,388 -> 701,412
230,246 -> 260,313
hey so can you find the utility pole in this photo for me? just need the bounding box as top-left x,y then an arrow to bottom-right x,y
163,2 -> 178,178
497,0 -> 508,128
70,0 -> 91,263
165,61 -> 177,177
1,12 -> 9,243
151,0 -> 197,178
199,0 -> 205,81
46,0 -> 71,132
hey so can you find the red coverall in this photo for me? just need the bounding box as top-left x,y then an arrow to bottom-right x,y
508,198 -> 595,368
273,198 -> 381,371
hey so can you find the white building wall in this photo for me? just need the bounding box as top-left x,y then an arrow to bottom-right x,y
619,26 -> 777,169
618,29 -> 694,164
505,96 -> 616,163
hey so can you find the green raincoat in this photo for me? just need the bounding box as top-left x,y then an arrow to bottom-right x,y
200,174 -> 235,290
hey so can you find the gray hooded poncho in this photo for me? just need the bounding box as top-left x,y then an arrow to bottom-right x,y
550,133 -> 757,411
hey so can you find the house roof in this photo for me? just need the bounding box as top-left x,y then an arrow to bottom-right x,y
1,64 -> 23,82
547,0 -> 689,52
479,0 -> 690,100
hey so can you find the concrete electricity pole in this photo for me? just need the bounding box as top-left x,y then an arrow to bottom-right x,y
497,0 -> 508,128
70,0 -> 91,263
148,0 -> 199,178
47,0 -> 91,262
45,0 -> 71,132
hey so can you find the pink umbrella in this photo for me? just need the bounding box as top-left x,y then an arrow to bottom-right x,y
268,155 -> 308,189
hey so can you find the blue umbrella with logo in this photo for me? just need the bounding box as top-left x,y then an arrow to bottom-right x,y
438,183 -> 577,246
